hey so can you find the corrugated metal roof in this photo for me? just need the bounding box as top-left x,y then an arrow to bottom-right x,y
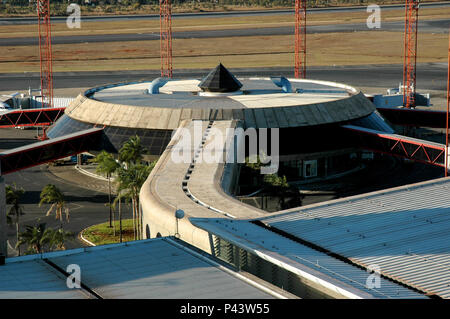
0,259 -> 88,299
1,238 -> 278,299
191,218 -> 426,299
259,177 -> 450,298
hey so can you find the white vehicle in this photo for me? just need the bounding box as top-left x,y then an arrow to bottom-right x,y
0,101 -> 12,110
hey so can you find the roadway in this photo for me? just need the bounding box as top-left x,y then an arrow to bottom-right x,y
0,63 -> 448,93
1,18 -> 449,47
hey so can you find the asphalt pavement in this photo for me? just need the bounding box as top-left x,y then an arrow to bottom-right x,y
1,63 -> 447,93
2,18 -> 449,47
1,128 -> 132,255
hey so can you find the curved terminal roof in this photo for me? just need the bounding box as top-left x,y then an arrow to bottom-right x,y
64,77 -> 375,130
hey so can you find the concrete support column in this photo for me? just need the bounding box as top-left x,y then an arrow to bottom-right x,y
0,166 -> 7,258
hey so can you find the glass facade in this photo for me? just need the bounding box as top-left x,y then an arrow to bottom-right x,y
212,235 -> 333,298
48,114 -> 173,155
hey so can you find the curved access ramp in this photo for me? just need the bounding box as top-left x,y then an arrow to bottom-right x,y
140,119 -> 267,253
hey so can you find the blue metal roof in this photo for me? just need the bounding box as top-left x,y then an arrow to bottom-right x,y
1,238 -> 279,299
258,177 -> 450,298
191,218 -> 426,299
0,259 -> 88,299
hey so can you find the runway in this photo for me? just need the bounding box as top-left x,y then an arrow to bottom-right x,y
0,63 -> 447,93
1,18 -> 449,47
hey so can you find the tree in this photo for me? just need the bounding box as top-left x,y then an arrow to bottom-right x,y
116,163 -> 154,240
39,184 -> 69,227
94,150 -> 120,228
112,190 -> 126,243
16,223 -> 53,255
47,228 -> 74,251
119,135 -> 145,166
16,222 -> 73,255
263,174 -> 289,189
116,135 -> 150,240
5,184 -> 25,255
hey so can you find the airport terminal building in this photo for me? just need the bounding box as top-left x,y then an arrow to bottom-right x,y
3,65 -> 448,299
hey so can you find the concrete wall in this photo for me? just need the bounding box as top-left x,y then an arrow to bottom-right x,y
140,121 -> 214,254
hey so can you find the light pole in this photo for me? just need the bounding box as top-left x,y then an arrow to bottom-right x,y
175,209 -> 184,239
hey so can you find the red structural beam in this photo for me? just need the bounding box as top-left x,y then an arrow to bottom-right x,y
295,0 -> 306,79
0,107 -> 65,128
0,128 -> 103,175
402,0 -> 419,108
160,0 -> 173,78
37,0 -> 54,108
342,125 -> 446,168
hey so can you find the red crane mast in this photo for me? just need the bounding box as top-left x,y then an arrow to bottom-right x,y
295,0 -> 307,79
37,0 -> 54,108
160,0 -> 173,78
402,0 -> 419,108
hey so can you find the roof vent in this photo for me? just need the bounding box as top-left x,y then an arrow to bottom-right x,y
148,77 -> 169,94
198,63 -> 242,93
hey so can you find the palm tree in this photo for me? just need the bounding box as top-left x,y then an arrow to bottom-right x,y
47,228 -> 74,251
16,222 -> 73,254
39,184 -> 69,228
5,184 -> 25,256
112,191 -> 127,243
119,135 -> 145,166
16,223 -> 53,254
94,150 -> 120,228
116,163 -> 153,240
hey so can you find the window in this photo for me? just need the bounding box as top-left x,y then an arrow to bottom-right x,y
303,160 -> 317,178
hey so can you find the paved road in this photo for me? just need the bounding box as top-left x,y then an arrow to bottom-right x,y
0,63 -> 447,93
2,18 -> 449,47
3,165 -> 133,254
1,128 -> 132,254
1,1 -> 449,25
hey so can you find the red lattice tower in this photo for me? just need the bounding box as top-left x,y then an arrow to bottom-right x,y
160,0 -> 173,78
295,0 -> 306,79
402,0 -> 419,109
37,0 -> 54,108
